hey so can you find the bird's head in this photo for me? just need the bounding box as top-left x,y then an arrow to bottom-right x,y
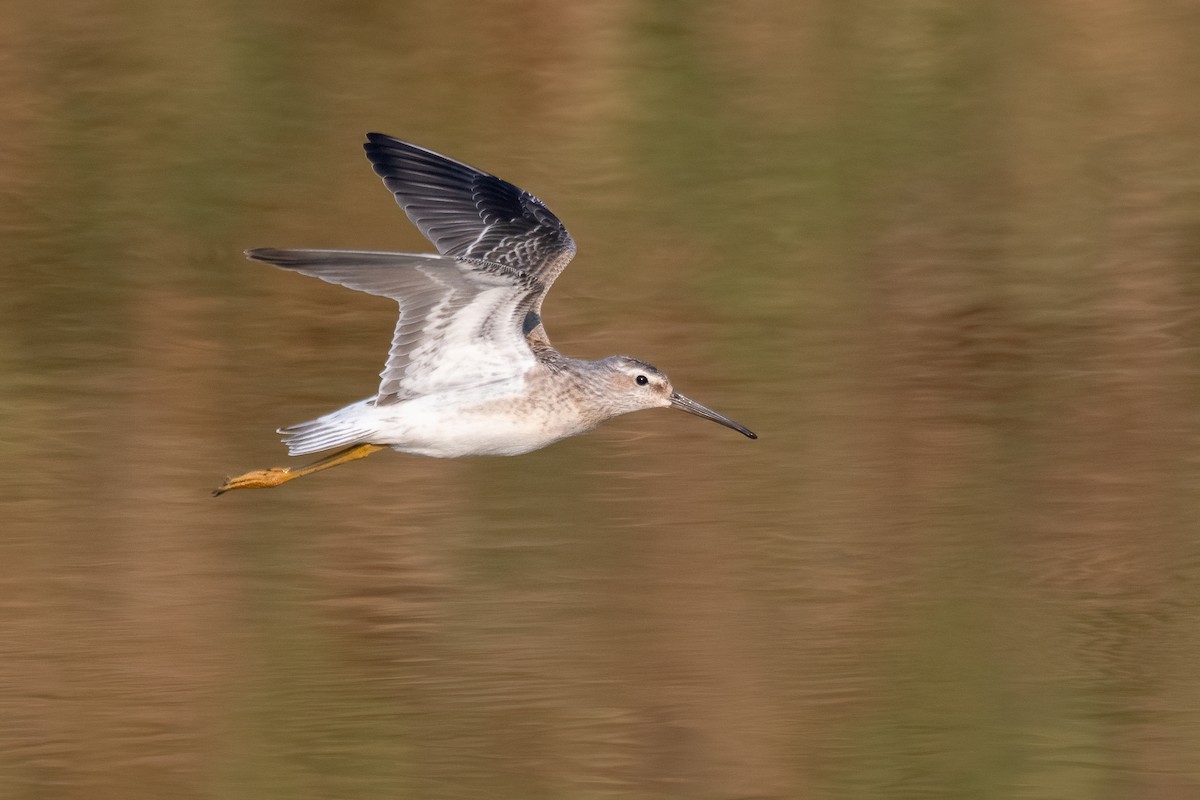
597,356 -> 757,439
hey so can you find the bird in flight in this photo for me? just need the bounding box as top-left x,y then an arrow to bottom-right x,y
214,133 -> 755,495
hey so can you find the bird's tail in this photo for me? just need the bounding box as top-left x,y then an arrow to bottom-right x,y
278,399 -> 378,456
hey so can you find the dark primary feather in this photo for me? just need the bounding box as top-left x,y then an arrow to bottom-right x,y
363,132 -> 577,299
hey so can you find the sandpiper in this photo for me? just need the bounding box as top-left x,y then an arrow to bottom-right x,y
214,133 -> 755,495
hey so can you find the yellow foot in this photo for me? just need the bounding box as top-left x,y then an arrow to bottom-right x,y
213,443 -> 386,497
213,467 -> 296,496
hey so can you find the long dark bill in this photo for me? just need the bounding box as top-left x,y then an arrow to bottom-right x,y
669,392 -> 757,439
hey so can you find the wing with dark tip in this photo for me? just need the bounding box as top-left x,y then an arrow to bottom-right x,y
363,133 -> 576,343
247,248 -> 544,404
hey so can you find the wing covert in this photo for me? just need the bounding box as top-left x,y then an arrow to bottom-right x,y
247,248 -> 543,404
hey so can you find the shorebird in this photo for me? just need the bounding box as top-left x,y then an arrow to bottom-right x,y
214,133 -> 755,495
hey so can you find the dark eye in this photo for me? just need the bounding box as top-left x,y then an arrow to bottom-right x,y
636,375 -> 649,386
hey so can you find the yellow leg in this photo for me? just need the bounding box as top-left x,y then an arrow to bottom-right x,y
213,443 -> 386,496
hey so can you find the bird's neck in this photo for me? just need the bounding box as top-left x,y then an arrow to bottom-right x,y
531,355 -> 625,418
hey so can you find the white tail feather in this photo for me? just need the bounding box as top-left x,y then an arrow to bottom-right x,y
278,399 -> 377,456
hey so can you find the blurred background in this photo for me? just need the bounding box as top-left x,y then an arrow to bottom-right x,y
3,1 -> 1200,798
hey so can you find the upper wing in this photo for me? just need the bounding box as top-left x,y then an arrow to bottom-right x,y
247,248 -> 544,403
363,133 -> 577,343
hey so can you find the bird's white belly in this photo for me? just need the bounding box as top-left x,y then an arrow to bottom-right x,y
371,388 -> 589,458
